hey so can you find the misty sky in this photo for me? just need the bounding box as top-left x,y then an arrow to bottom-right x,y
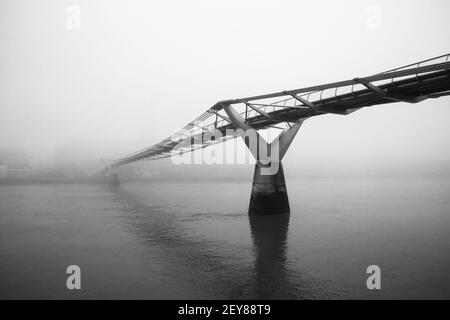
1,0 -> 450,176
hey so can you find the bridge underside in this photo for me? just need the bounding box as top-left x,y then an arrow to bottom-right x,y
249,162 -> 290,215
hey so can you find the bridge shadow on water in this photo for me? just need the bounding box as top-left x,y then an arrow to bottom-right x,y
107,184 -> 312,299
249,213 -> 294,299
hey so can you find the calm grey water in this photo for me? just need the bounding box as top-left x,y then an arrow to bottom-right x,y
1,177 -> 450,299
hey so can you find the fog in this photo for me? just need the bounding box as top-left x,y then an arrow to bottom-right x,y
1,0 -> 450,179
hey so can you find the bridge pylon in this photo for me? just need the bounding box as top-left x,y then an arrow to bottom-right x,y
100,159 -> 120,186
223,105 -> 303,215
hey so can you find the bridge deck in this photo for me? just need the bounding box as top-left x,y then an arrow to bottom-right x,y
107,55 -> 450,169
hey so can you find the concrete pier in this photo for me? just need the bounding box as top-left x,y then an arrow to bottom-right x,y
249,162 -> 289,215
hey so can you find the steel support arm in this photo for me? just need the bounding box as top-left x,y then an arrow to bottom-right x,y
245,102 -> 273,120
222,104 -> 303,162
272,120 -> 304,160
287,92 -> 319,112
353,78 -> 428,104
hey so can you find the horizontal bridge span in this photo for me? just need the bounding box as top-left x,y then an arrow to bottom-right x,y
104,54 -> 450,169
216,60 -> 450,106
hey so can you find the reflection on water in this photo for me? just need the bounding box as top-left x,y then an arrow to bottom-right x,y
249,214 -> 290,299
112,184 -> 296,298
109,185 -> 298,299
1,178 -> 450,299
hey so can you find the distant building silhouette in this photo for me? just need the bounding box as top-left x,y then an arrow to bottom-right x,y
0,149 -> 32,179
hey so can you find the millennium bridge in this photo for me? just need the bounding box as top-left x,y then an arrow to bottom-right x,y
101,54 -> 450,215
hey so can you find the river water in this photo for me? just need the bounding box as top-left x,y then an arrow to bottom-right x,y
1,177 -> 450,299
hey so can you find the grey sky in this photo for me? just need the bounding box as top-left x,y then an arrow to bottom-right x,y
1,0 -> 450,175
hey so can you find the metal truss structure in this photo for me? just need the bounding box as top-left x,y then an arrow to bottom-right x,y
105,54 -> 450,170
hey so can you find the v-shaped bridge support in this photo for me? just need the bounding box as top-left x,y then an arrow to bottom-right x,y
100,160 -> 120,186
223,104 -> 303,215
